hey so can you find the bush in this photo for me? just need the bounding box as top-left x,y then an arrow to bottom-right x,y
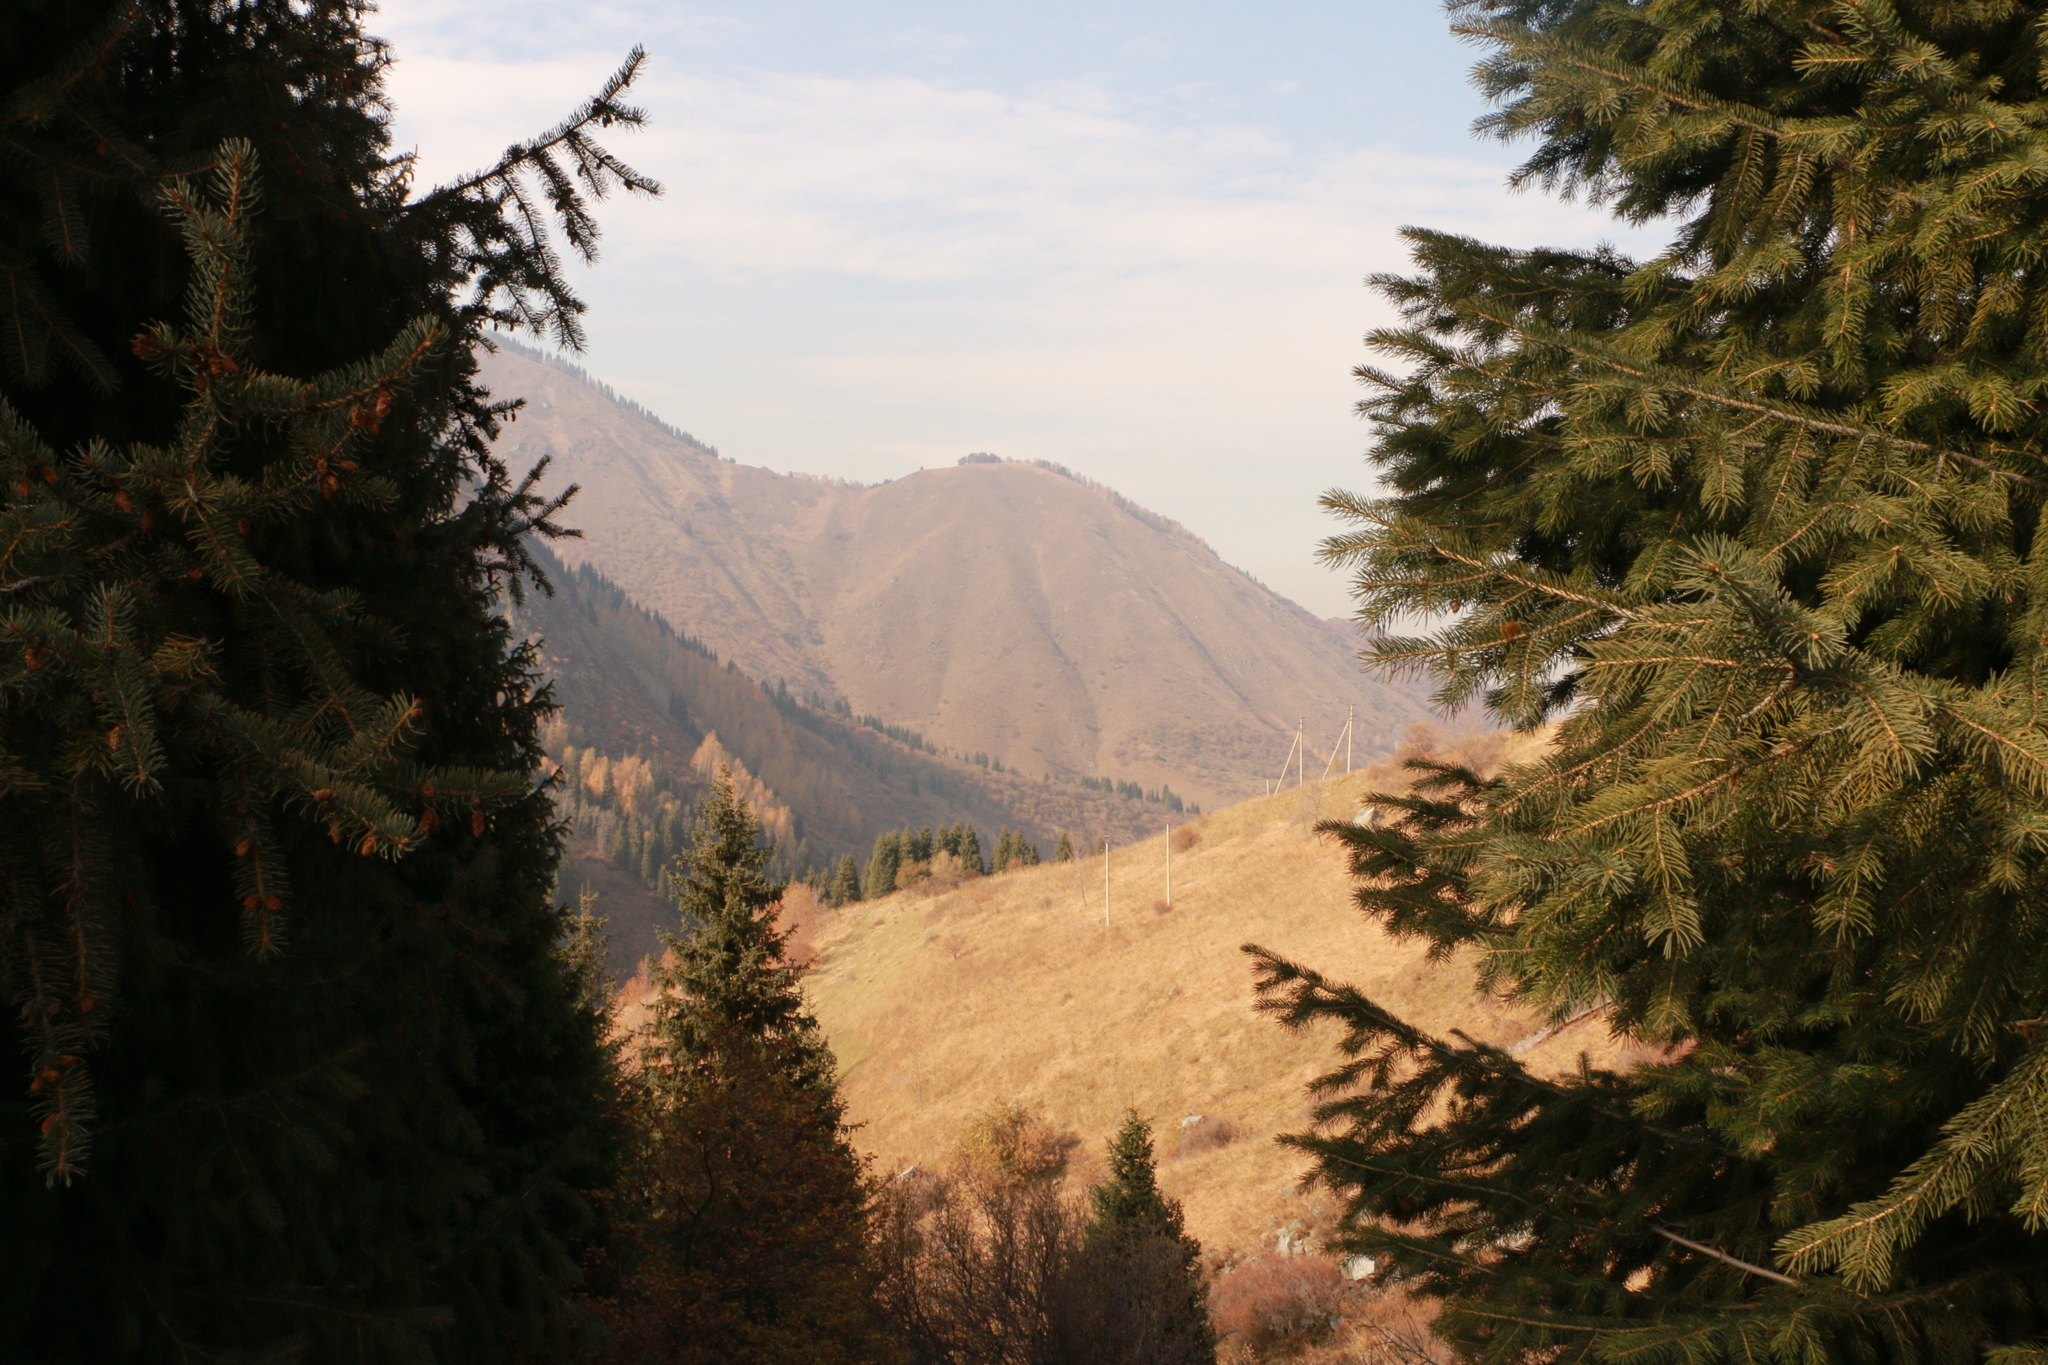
1175,1117 -> 1237,1158
1209,1253 -> 1343,1356
874,1105 -> 1215,1365
1171,825 -> 1202,853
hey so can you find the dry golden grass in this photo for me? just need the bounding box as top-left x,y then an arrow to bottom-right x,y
806,730 -> 1625,1262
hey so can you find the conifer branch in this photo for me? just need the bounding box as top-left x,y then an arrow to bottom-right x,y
1648,1224 -> 1799,1286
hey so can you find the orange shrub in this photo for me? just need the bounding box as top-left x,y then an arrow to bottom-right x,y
1210,1252 -> 1344,1354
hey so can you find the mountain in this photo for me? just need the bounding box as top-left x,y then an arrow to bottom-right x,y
479,341 -> 1432,811
515,545 -> 1202,977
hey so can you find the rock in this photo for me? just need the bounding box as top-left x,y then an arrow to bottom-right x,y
1180,1113 -> 1203,1128
1352,805 -> 1386,830
1341,1254 -> 1378,1280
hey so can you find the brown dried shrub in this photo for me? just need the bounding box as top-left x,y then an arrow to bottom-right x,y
1170,825 -> 1201,853
1333,1289 -> 1453,1365
1174,1115 -> 1236,1158
1209,1252 -> 1344,1355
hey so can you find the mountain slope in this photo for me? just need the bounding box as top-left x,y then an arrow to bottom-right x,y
479,342 -> 1430,809
516,545 -> 1201,975
787,735 -> 1632,1262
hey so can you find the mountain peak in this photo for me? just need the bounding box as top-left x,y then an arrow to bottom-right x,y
480,344 -> 1430,808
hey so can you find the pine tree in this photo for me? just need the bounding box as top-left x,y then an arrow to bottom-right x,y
905,825 -> 935,865
955,824 -> 987,875
1251,2 -> 2048,1361
865,830 -> 901,899
616,768 -> 892,1364
993,829 -> 1019,873
0,4 -> 655,1359
1053,832 -> 1075,863
1086,1115 -> 1183,1237
1051,1114 -> 1214,1365
646,767 -> 812,1070
828,853 -> 863,907
561,885 -> 616,1023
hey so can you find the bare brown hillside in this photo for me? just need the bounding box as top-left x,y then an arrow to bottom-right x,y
794,733 -> 1630,1263
479,342 -> 1431,809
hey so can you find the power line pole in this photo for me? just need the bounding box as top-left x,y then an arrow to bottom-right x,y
1164,821 -> 1172,907
1323,706 -> 1357,782
1297,718 -> 1306,787
1103,837 -> 1110,927
1272,722 -> 1305,798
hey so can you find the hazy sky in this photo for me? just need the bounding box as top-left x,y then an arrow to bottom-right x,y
374,1 -> 1650,616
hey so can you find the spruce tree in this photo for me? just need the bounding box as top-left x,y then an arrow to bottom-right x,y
1086,1115 -> 1185,1238
0,4 -> 655,1359
954,824 -> 987,875
828,852 -> 863,907
1252,1 -> 2048,1360
645,766 -> 818,1076
993,829 -> 1019,873
1051,1114 -> 1213,1365
1053,832 -> 1074,863
617,768 -> 891,1363
865,830 -> 901,899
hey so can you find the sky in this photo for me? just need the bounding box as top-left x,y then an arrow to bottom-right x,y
373,1 -> 1654,617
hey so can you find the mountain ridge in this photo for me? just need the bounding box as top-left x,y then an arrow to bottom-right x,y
479,340 -> 1432,810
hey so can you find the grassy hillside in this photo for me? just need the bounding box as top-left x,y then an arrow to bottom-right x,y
798,731 -> 1632,1263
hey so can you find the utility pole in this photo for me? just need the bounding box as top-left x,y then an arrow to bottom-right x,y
1103,838 -> 1110,927
1297,718 -> 1306,787
1164,822 -> 1172,906
1273,726 -> 1301,797
1323,706 -> 1357,782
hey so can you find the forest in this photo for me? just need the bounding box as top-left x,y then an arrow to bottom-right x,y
6,1 -> 2048,1363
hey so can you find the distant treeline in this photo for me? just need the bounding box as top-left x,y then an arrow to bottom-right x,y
565,560 -> 720,662
497,336 -> 723,457
822,822 -> 1063,905
952,452 -> 1213,552
1074,773 -> 1190,812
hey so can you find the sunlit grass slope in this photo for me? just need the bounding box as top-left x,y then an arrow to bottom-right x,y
807,735 -> 1628,1260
